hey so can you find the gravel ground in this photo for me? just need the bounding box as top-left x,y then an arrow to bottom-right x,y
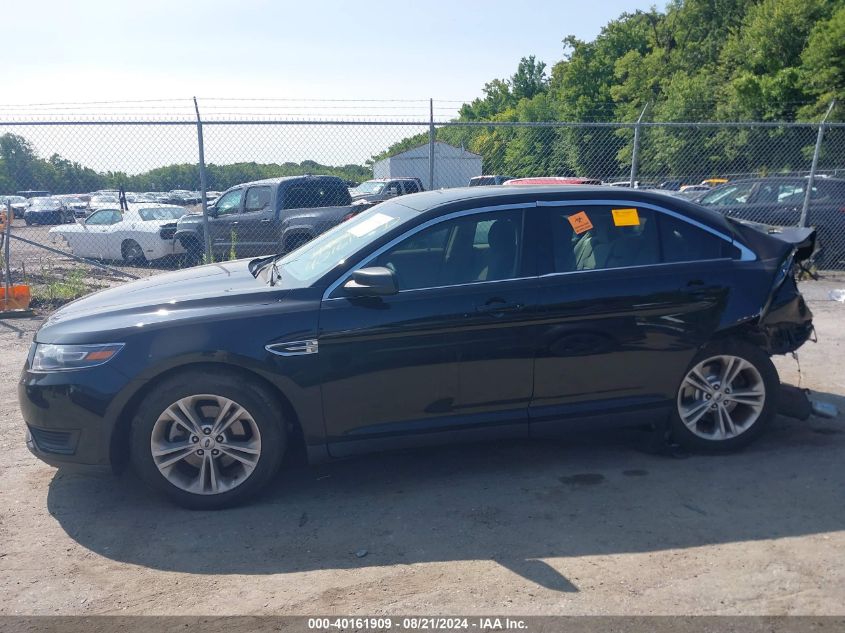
0,275 -> 843,616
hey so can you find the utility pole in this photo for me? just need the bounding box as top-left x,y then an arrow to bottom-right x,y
428,98 -> 435,190
193,97 -> 212,262
630,102 -> 650,188
800,99 -> 836,228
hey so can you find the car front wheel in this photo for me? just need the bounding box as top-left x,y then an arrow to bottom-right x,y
122,239 -> 147,265
130,369 -> 286,509
670,340 -> 778,452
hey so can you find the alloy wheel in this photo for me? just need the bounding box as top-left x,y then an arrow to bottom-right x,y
150,394 -> 262,495
677,354 -> 766,441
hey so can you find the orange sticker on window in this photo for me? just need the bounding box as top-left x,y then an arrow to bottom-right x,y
612,208 -> 640,226
567,211 -> 593,234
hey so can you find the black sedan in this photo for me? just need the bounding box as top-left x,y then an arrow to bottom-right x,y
697,177 -> 845,269
20,186 -> 815,509
23,197 -> 72,225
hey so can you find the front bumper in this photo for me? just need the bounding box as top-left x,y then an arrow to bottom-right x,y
18,363 -> 133,467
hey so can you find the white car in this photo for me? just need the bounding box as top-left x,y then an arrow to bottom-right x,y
50,203 -> 187,264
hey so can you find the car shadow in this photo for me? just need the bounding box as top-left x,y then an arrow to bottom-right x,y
47,394 -> 844,593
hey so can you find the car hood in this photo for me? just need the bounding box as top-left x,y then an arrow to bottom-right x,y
36,259 -> 288,344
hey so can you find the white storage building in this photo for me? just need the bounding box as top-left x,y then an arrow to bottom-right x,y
372,141 -> 482,189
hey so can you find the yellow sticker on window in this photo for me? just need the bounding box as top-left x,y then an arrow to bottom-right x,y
567,211 -> 593,234
612,208 -> 640,226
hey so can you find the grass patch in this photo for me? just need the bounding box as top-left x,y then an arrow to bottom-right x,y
27,264 -> 107,310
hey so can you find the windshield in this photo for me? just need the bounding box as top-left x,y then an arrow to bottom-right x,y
352,181 -> 387,196
138,207 -> 186,221
274,202 -> 418,286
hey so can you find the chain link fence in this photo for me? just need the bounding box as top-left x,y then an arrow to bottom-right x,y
2,104 -> 844,306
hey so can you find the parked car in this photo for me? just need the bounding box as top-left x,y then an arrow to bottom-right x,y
606,180 -> 657,189
504,177 -> 603,185
88,193 -> 120,213
696,177 -> 845,268
469,175 -> 514,186
23,197 -> 71,225
17,190 -> 50,198
57,195 -> 90,218
49,204 -> 187,264
175,175 -> 358,263
349,178 -> 424,205
21,186 -> 816,508
165,190 -> 201,205
657,180 -> 684,191
0,195 -> 27,219
674,188 -> 710,202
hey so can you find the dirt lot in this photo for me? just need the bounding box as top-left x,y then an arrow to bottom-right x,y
1,276 -> 844,616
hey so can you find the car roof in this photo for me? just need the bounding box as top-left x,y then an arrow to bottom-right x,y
229,175 -> 345,189
394,185 -> 736,232
715,176 -> 845,185
504,177 -> 601,185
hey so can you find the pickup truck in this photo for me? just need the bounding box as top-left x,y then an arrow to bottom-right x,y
174,175 -> 358,263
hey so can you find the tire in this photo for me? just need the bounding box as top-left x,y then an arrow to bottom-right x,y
183,238 -> 203,266
24,218 -> 32,226
121,239 -> 147,265
669,339 -> 779,452
130,368 -> 287,509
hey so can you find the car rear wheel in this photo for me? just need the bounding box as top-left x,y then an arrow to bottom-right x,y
130,369 -> 286,509
670,340 -> 778,452
121,240 -> 147,265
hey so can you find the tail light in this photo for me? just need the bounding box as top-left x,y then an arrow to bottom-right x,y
341,211 -> 357,223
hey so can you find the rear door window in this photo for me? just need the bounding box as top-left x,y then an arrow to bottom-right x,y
284,182 -> 349,209
244,186 -> 272,212
548,205 -> 738,273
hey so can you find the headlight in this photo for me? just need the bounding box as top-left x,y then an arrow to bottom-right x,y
31,343 -> 125,372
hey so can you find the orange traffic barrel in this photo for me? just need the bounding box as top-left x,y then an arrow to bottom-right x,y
0,284 -> 31,311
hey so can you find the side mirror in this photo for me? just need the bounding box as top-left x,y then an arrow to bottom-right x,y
343,266 -> 398,297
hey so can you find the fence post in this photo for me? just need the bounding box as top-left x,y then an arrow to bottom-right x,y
629,103 -> 649,188
193,97 -> 213,262
800,99 -> 836,228
4,202 -> 11,296
428,98 -> 435,190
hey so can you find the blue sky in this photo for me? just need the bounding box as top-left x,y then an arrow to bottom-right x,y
3,0 -> 659,110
